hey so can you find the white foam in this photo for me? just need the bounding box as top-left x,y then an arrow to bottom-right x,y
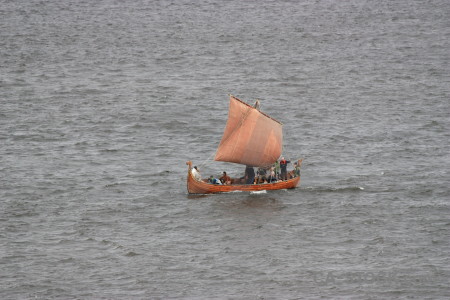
250,190 -> 267,194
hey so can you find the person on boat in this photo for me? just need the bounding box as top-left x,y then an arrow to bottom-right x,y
274,160 -> 280,178
293,162 -> 301,177
267,166 -> 277,182
191,166 -> 201,181
244,165 -> 255,184
256,167 -> 267,184
219,171 -> 231,185
209,175 -> 222,185
279,157 -> 291,181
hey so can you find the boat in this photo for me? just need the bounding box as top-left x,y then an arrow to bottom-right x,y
186,95 -> 302,194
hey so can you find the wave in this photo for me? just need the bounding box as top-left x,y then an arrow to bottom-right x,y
302,186 -> 365,193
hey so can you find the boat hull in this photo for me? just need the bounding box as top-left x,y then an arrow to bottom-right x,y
186,168 -> 300,194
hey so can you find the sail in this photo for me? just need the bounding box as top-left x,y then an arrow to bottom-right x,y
214,95 -> 283,167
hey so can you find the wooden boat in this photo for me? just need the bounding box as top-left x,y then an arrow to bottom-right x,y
186,95 -> 302,194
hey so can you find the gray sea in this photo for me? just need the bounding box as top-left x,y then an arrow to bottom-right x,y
1,0 -> 449,299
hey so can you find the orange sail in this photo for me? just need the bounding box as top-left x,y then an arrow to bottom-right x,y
214,95 -> 283,167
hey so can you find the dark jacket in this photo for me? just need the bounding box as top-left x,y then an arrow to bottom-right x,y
245,166 -> 255,184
